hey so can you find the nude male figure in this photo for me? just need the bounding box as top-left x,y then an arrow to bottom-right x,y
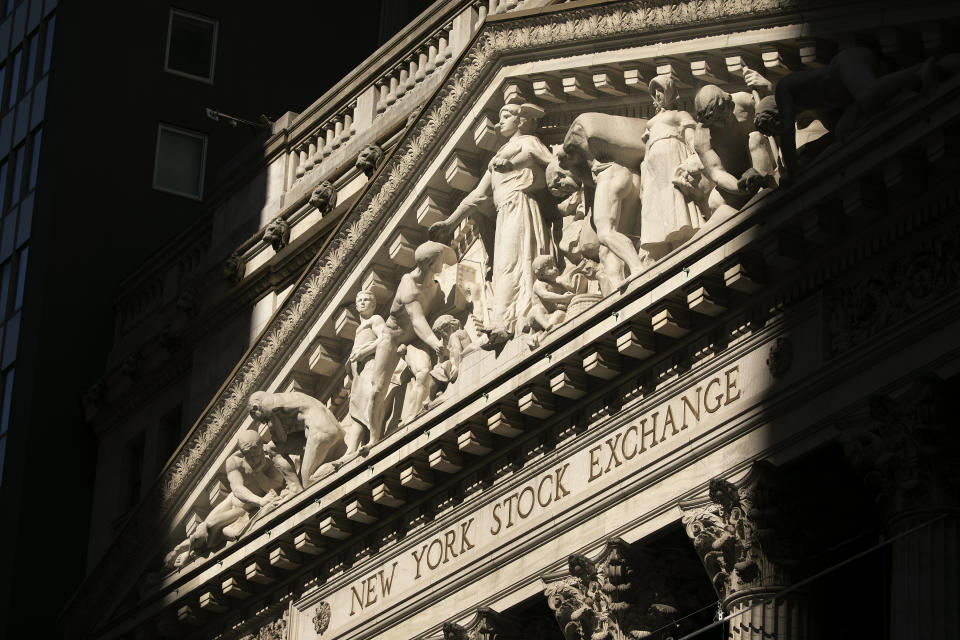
772,47 -> 939,179
362,241 -> 455,441
248,389 -> 356,488
560,113 -> 648,282
189,430 -> 285,551
693,76 -> 778,224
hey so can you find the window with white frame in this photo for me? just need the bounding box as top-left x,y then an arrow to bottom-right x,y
164,9 -> 218,82
153,124 -> 207,199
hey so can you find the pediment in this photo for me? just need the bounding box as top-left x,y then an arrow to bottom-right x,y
68,0 -> 960,635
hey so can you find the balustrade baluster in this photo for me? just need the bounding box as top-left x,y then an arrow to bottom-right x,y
331,117 -> 344,150
314,135 -> 325,165
405,58 -> 418,91
294,146 -> 306,179
342,111 -> 354,143
415,51 -> 428,83
425,40 -> 438,75
304,140 -> 316,172
387,75 -> 399,106
323,125 -> 335,157
438,33 -> 450,62
377,82 -> 389,114
397,67 -> 409,98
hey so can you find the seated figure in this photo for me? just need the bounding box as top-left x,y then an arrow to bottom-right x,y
163,430 -> 285,570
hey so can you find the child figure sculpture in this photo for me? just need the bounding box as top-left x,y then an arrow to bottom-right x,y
527,255 -> 576,348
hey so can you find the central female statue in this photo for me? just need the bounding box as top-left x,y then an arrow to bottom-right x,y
430,102 -> 555,348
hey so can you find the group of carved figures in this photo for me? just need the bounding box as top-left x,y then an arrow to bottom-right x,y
164,48 -> 959,570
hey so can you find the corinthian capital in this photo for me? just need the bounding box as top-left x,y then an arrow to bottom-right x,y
441,607 -> 522,640
679,461 -> 800,603
841,374 -> 958,523
542,538 -> 680,639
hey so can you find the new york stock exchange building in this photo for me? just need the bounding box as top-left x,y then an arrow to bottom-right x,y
66,1 -> 960,639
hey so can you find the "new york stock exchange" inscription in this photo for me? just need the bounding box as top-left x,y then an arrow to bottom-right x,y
307,354 -> 763,637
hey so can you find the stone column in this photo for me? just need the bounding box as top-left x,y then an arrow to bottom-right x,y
680,461 -> 811,640
842,374 -> 960,640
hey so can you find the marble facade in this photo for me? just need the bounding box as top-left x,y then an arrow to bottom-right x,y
67,1 -> 960,639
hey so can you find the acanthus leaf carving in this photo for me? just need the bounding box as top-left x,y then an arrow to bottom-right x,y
828,220 -> 960,355
840,374 -> 959,523
441,607 -> 522,640
680,461 -> 801,603
256,613 -> 287,640
543,538 -> 679,639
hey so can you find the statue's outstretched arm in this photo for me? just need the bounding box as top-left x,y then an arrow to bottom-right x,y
432,170 -> 493,241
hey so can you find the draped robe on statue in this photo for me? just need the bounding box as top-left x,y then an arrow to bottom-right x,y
640,113 -> 704,257
460,134 -> 554,336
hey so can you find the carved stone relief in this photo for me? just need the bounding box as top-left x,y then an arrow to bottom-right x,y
679,461 -> 801,603
828,218 -> 960,356
264,216 -> 291,252
309,180 -> 338,214
765,337 -> 792,377
543,538 -> 680,640
256,611 -> 288,640
312,601 -> 331,635
161,430 -> 288,572
840,374 -> 958,522
441,608 -> 523,640
83,3 -> 960,630
156,28 -> 960,573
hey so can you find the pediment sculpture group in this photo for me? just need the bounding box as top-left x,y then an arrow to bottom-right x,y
163,48 -> 959,571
